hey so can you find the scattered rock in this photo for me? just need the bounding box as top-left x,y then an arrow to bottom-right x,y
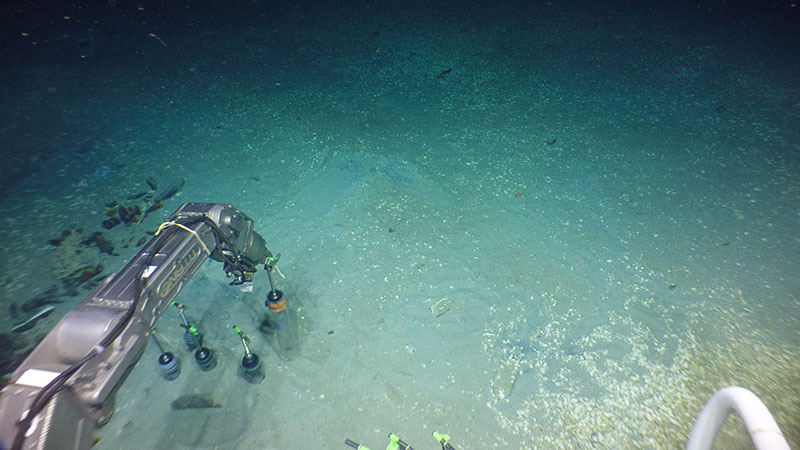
48,230 -> 71,246
51,230 -> 102,287
102,216 -> 121,229
84,231 -> 115,255
118,204 -> 141,225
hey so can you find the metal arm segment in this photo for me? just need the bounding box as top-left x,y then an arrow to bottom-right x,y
0,203 -> 270,450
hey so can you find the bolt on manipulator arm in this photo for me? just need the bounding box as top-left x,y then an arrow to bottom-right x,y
0,203 -> 273,450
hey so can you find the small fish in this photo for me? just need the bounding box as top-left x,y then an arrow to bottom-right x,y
146,177 -> 158,191
436,67 -> 453,79
154,179 -> 185,203
144,202 -> 164,216
128,191 -> 148,200
12,306 -> 55,333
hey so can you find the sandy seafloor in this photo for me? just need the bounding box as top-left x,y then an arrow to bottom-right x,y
0,1 -> 798,449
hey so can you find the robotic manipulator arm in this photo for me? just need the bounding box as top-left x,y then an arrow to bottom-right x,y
0,203 -> 272,450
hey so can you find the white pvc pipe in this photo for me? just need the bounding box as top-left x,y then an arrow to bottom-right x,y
686,386 -> 791,450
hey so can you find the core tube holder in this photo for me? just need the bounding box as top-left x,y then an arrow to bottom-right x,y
264,290 -> 297,360
234,325 -> 264,383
